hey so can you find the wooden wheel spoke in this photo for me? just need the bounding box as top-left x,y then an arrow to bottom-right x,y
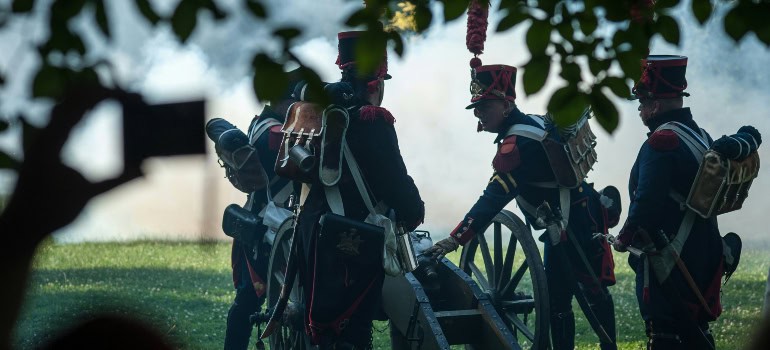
498,232 -> 518,289
505,311 -> 536,342
468,261 -> 490,290
477,233 -> 496,289
493,222 -> 503,289
502,261 -> 528,298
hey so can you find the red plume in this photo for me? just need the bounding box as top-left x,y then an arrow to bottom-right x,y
466,0 -> 489,68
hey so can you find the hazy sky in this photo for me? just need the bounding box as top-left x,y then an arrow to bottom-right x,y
0,0 -> 768,243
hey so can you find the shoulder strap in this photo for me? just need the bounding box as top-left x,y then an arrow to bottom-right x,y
249,117 -> 281,145
505,116 -> 548,142
655,122 -> 710,164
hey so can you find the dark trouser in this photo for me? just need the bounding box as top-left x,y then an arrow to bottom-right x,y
645,320 -> 714,350
224,268 -> 265,350
545,242 -> 617,350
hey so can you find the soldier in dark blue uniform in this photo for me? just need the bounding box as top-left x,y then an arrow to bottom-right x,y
613,55 -> 760,350
426,64 -> 620,350
223,80 -> 297,350
294,31 -> 424,349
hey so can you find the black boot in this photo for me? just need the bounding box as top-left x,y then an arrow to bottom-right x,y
550,311 -> 575,350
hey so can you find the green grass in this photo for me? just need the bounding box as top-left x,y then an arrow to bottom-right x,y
13,241 -> 769,349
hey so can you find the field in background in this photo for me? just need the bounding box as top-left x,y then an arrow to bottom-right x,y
14,241 -> 769,349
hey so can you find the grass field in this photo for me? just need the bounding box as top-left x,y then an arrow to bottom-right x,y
13,240 -> 769,349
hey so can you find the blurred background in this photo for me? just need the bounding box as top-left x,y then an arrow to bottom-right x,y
0,0 -> 767,245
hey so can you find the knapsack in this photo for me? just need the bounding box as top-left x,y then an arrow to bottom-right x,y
206,117 -> 280,193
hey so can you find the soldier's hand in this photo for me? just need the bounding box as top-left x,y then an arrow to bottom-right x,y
612,238 -> 628,253
425,236 -> 460,260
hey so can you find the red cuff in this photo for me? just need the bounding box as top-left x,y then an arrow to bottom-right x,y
450,221 -> 476,245
617,222 -> 635,245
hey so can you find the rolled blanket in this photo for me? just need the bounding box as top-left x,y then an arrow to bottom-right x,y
711,125 -> 762,161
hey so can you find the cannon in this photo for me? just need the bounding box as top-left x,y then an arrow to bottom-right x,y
259,209 -> 550,349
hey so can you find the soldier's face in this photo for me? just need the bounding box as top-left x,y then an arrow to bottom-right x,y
473,100 -> 507,133
638,98 -> 658,125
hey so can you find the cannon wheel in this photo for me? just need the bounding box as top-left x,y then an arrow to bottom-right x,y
459,209 -> 550,349
265,218 -> 312,350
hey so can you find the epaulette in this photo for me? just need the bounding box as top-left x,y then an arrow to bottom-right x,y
647,130 -> 680,151
359,105 -> 396,124
492,135 -> 521,173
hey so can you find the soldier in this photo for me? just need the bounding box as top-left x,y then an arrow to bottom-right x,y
612,55 -> 761,349
425,63 -> 621,350
292,30 -> 425,349
222,77 -> 298,350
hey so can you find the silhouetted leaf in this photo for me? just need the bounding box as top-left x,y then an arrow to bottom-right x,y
560,62 -> 581,83
617,51 -> 642,82
603,76 -> 630,98
526,20 -> 551,56
297,66 -> 329,106
0,71 -> 5,86
556,20 -> 574,41
588,57 -> 611,76
171,0 -> 199,43
252,54 -> 287,103
135,0 -> 161,24
414,3 -> 433,32
12,0 -> 35,13
273,27 -> 301,45
201,0 -> 227,20
94,0 -> 110,39
245,0 -> 266,18
691,0 -> 712,25
522,56 -> 551,96
724,8 -> 748,42
497,8 -> 528,32
20,115 -> 41,155
590,90 -> 619,133
441,0 -> 469,22
32,65 -> 66,99
755,22 -> 770,46
0,119 -> 8,132
346,8 -> 373,27
657,15 -> 680,46
0,150 -> 20,170
355,29 -> 387,76
51,0 -> 87,21
388,30 -> 405,57
579,12 -> 598,35
548,86 -> 588,127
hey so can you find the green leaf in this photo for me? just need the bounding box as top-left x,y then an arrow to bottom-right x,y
691,0 -> 712,25
526,20 -> 552,56
547,86 -> 588,127
603,76 -> 630,99
588,57 -> 611,76
12,0 -> 34,13
297,66 -> 329,106
355,29 -> 387,76
560,62 -> 581,83
496,8 -> 528,33
388,30 -> 405,57
723,8 -> 748,43
0,150 -> 20,170
579,13 -> 598,35
657,15 -> 680,46
589,90 -> 619,133
441,0 -> 469,22
414,3 -> 433,32
617,51 -> 642,82
345,9 -> 372,27
245,0 -> 266,18
171,0 -> 199,43
273,27 -> 301,44
522,56 -> 551,96
32,65 -> 67,99
556,20 -> 574,41
201,0 -> 227,20
135,0 -> 161,24
252,54 -> 287,103
94,0 -> 111,39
